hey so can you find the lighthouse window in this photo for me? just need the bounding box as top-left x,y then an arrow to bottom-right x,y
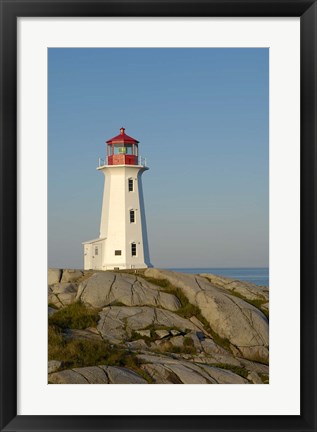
114,145 -> 125,154
128,178 -> 133,192
130,210 -> 135,223
115,250 -> 122,256
131,243 -> 137,256
125,145 -> 133,155
95,247 -> 98,256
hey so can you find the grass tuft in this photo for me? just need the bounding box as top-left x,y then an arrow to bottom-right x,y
211,363 -> 249,379
48,302 -> 99,330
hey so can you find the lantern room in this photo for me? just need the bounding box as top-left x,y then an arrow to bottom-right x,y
106,127 -> 139,165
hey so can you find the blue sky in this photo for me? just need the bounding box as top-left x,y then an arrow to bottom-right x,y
48,48 -> 268,269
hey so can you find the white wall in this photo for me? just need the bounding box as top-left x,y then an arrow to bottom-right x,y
97,165 -> 151,269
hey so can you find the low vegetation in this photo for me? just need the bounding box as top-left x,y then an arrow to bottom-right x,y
48,301 -> 154,382
48,302 -> 99,330
48,325 -> 153,382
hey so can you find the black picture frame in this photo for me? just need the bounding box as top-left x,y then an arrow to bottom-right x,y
1,1 -> 316,431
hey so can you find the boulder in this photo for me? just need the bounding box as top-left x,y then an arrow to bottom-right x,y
163,363 -> 214,384
49,369 -> 90,384
97,306 -> 199,343
199,365 -> 248,384
49,283 -> 78,306
141,363 -> 183,384
71,366 -> 109,384
48,268 -> 62,285
237,358 -> 269,374
49,366 -> 109,384
49,365 -> 147,384
170,329 -> 181,336
126,339 -> 149,350
48,360 -> 62,374
99,366 -> 148,384
61,269 -> 84,283
135,329 -> 151,338
48,292 -> 63,309
247,371 -> 263,384
155,330 -> 170,339
51,283 -> 77,295
186,331 -> 202,350
64,328 -> 102,342
139,356 -> 216,384
76,272 -> 181,311
201,338 -> 229,356
169,335 -> 185,348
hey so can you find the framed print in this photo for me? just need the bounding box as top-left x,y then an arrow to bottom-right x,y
0,0 -> 316,431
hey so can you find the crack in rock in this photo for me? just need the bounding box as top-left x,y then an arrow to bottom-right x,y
71,369 -> 90,383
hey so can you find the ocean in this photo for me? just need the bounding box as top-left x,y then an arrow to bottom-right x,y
166,268 -> 269,287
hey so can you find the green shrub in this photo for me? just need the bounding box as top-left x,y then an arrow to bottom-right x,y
48,302 -> 99,330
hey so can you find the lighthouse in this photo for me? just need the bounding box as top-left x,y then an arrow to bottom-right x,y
83,127 -> 152,270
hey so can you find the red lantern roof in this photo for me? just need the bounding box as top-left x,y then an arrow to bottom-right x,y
106,127 -> 139,144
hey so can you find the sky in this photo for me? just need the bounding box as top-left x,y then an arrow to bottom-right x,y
48,48 -> 269,269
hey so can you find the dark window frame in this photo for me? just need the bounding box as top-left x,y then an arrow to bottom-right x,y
130,209 -> 135,223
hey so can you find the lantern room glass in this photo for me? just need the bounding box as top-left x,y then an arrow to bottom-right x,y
108,143 -> 138,156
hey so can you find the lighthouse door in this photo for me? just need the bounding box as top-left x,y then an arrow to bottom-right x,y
92,243 -> 102,269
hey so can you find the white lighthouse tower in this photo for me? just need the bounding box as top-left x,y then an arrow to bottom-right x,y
83,127 -> 152,270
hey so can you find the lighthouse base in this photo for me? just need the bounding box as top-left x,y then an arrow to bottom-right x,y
82,238 -> 152,271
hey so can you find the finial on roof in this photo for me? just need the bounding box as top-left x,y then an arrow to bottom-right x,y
120,127 -> 125,135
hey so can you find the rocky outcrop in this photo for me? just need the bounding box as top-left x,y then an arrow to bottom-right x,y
76,272 -> 181,311
48,283 -> 78,308
48,268 -> 62,285
199,273 -> 269,303
97,305 -> 199,343
138,353 -> 248,384
144,269 -> 269,363
48,268 -> 269,384
49,365 -> 148,384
